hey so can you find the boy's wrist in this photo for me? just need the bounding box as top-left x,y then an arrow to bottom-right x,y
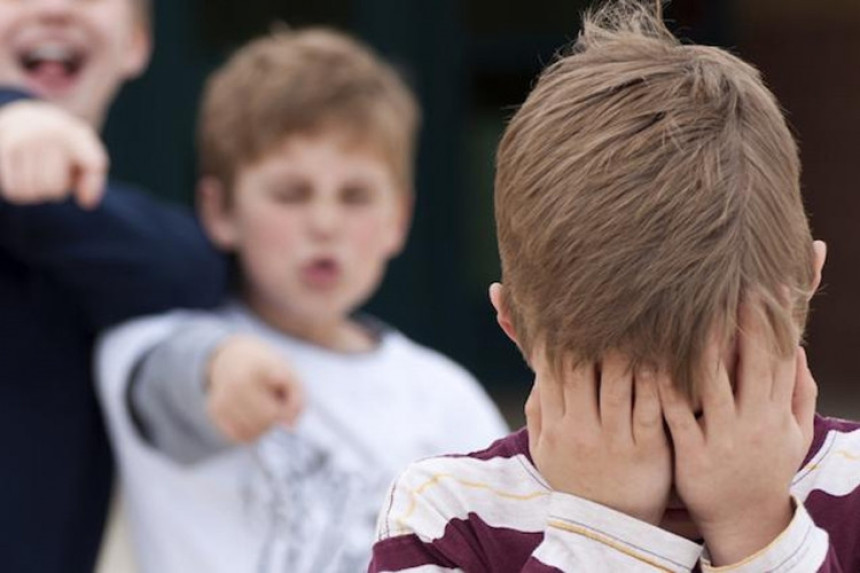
700,496 -> 794,567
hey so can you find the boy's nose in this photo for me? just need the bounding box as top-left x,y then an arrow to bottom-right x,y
307,202 -> 341,238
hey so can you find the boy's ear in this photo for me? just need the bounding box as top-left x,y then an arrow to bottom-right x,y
384,191 -> 414,257
121,22 -> 153,80
197,176 -> 238,250
811,240 -> 827,296
489,282 -> 519,345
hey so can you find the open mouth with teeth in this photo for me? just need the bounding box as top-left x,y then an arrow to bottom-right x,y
17,45 -> 87,93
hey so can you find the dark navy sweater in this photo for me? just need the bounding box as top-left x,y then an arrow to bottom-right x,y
0,90 -> 227,573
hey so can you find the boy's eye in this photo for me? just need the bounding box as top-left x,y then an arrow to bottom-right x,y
271,183 -> 310,203
341,184 -> 374,205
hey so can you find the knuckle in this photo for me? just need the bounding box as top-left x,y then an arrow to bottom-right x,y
636,413 -> 662,432
524,396 -> 539,419
91,151 -> 109,171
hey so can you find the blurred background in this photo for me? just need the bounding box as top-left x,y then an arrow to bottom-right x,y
105,0 -> 860,427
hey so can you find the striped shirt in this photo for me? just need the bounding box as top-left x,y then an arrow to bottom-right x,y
370,415 -> 860,572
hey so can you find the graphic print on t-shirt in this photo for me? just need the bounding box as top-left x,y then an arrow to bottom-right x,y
245,415 -> 393,572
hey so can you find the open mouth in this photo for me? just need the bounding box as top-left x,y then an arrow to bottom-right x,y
17,44 -> 87,93
300,257 -> 341,288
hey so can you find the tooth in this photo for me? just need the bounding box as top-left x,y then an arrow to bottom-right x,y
29,45 -> 72,63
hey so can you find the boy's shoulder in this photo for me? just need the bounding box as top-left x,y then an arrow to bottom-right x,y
383,428 -> 534,498
803,413 -> 860,468
377,429 -> 543,533
794,413 -> 860,509
374,429 -> 550,569
793,414 -> 860,571
813,413 -> 860,434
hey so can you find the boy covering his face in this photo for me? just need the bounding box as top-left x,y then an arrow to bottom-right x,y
370,2 -> 858,571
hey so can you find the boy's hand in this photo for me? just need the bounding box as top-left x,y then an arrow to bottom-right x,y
527,353 -> 672,525
206,335 -> 305,444
0,101 -> 108,209
659,303 -> 818,566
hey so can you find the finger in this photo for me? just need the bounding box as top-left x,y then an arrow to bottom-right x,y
538,360 -> 566,422
241,381 -> 282,433
20,144 -> 45,202
209,400 -> 250,444
267,368 -> 305,426
698,330 -> 735,430
561,358 -> 600,427
5,146 -> 33,202
281,392 -> 304,427
70,130 -> 108,209
247,390 -> 281,434
220,389 -> 265,442
771,344 -> 799,406
35,147 -> 68,201
228,403 -> 271,443
263,362 -> 300,394
0,145 -> 19,201
657,371 -> 703,451
737,296 -> 775,409
280,388 -> 304,427
792,347 -> 818,446
230,418 -> 259,443
632,366 -> 664,446
599,351 -> 633,438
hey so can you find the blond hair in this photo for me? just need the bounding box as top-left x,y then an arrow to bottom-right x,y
495,0 -> 814,397
198,28 -> 420,194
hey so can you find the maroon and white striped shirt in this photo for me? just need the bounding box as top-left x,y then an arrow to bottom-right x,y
370,415 -> 860,572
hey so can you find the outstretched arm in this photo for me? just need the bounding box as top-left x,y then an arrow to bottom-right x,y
0,186 -> 227,330
129,318 -> 303,465
0,95 -> 227,330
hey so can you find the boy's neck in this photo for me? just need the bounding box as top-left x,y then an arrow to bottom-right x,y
244,297 -> 377,353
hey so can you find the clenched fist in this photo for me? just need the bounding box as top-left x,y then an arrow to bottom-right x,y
0,101 -> 108,208
206,335 -> 305,444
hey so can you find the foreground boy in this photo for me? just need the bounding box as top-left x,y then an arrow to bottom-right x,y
96,29 -> 507,572
369,2 -> 859,571
0,1 -> 225,571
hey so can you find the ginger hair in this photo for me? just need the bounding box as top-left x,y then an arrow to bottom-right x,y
198,28 -> 420,195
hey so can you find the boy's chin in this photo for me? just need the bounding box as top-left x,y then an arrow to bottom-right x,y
659,509 -> 701,541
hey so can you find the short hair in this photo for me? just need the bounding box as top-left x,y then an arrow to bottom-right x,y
495,0 -> 814,398
198,28 -> 421,194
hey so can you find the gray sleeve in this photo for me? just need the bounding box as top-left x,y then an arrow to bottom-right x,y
128,318 -> 236,465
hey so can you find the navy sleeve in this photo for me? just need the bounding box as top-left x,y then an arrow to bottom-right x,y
0,87 -> 32,106
0,182 -> 228,331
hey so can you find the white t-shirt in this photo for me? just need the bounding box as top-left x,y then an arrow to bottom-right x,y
96,308 -> 509,573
